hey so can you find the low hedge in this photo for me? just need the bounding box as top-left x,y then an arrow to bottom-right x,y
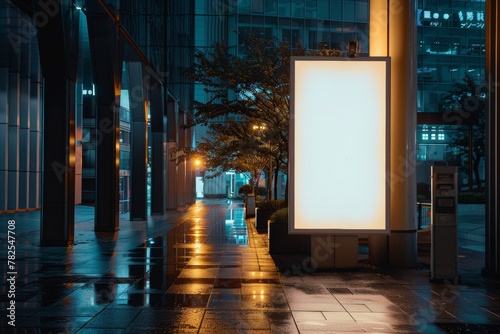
255,199 -> 286,211
269,208 -> 288,224
238,185 -> 267,197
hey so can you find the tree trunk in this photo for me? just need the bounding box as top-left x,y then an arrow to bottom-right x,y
273,163 -> 280,200
473,157 -> 483,191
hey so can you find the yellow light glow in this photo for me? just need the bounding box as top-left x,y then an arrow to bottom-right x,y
290,57 -> 390,234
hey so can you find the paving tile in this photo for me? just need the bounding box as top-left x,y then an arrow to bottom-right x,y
358,322 -> 396,333
18,315 -> 92,329
82,309 -> 141,329
288,295 -> 345,312
176,268 -> 219,279
77,329 -> 127,334
240,283 -> 282,295
295,320 -> 365,332
334,294 -> 398,313
214,278 -> 242,289
342,303 -> 372,312
284,283 -> 332,295
349,311 -> 419,325
127,308 -> 204,329
166,283 -> 213,294
201,310 -> 271,330
216,267 -> 243,278
292,311 -> 326,321
155,294 -> 210,308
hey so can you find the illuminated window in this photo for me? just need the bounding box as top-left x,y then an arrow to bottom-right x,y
431,134 -> 436,140
422,133 -> 429,140
438,133 -> 445,140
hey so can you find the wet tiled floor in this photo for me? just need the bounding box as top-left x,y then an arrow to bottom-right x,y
1,199 -> 500,333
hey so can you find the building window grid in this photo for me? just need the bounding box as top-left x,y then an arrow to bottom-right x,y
420,126 -> 446,142
231,0 -> 368,54
417,0 -> 485,114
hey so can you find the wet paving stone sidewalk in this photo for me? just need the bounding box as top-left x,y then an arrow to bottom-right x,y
1,199 -> 500,333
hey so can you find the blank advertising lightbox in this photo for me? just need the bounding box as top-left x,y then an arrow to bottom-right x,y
289,57 -> 390,234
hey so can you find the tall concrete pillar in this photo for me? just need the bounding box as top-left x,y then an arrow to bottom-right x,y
127,62 -> 148,221
36,1 -> 80,246
166,99 -> 178,210
484,0 -> 500,276
86,0 -> 124,232
369,0 -> 418,268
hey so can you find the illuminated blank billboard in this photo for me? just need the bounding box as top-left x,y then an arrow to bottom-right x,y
290,57 -> 390,234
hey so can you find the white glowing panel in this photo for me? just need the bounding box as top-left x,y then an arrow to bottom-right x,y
290,57 -> 390,234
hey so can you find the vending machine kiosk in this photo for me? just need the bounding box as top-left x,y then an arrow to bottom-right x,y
430,166 -> 458,282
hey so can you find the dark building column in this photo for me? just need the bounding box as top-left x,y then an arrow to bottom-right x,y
166,98 -> 178,210
0,66 -> 8,212
86,1 -> 124,232
8,47 -> 20,211
150,85 -> 166,214
127,62 -> 148,220
484,0 -> 500,276
0,6 -> 7,212
177,111 -> 187,210
36,1 -> 80,246
18,42 -> 31,210
29,77 -> 42,210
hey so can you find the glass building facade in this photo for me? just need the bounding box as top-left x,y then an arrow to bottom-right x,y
417,0 -> 485,113
416,0 -> 486,192
227,0 -> 369,53
188,0 -> 370,197
191,0 -> 370,122
192,0 -> 369,62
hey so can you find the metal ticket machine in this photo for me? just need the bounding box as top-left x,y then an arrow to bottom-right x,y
430,166 -> 458,282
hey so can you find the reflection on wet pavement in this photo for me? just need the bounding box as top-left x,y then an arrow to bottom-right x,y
1,199 -> 500,333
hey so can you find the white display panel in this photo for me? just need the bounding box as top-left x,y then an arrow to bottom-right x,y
289,57 -> 390,234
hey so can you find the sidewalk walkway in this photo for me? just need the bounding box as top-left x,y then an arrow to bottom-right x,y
1,199 -> 499,333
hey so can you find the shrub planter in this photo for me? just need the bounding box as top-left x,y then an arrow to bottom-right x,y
268,221 -> 311,254
255,208 -> 274,229
254,199 -> 286,229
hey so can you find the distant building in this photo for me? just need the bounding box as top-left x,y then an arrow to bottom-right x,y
180,0 -> 371,198
416,0 -> 486,191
